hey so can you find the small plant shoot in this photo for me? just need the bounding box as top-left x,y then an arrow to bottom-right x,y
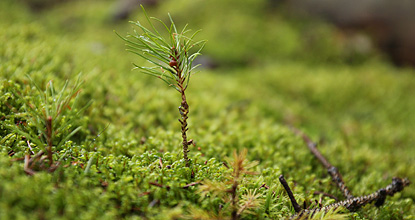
5,75 -> 90,174
117,6 -> 206,167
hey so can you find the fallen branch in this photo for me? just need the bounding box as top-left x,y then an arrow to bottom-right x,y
279,175 -> 409,219
279,175 -> 301,213
313,191 -> 338,201
290,127 -> 353,199
279,127 -> 411,219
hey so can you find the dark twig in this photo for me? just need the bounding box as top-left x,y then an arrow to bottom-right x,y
281,127 -> 411,219
260,183 -> 270,189
279,175 -> 302,213
281,176 -> 410,220
290,127 -> 354,199
313,191 -> 339,201
294,177 -> 410,219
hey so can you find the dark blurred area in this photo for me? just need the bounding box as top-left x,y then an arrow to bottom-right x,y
20,0 -> 71,11
20,0 -> 415,68
286,0 -> 415,67
111,0 -> 158,21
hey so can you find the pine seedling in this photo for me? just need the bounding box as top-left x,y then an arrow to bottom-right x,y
5,75 -> 90,173
117,6 -> 206,167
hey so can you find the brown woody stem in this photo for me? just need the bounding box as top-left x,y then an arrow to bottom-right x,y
179,91 -> 190,167
46,116 -> 53,166
279,175 -> 302,213
176,60 -> 190,167
290,127 -> 354,199
283,127 -> 410,219
292,177 -> 410,219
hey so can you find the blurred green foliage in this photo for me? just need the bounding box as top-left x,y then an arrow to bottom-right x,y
0,0 -> 414,219
156,0 -> 375,66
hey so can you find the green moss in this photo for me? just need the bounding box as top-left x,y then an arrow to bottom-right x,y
0,0 -> 413,219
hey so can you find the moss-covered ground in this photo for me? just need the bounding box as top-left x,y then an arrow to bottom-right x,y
1,0 -> 414,219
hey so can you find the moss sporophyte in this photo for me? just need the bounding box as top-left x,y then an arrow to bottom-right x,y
117,6 -> 206,167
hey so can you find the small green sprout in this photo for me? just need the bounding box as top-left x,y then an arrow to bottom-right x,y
117,6 -> 206,167
5,75 -> 90,171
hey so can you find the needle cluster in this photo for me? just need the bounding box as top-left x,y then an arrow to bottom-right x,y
4,75 -> 90,173
118,6 -> 206,166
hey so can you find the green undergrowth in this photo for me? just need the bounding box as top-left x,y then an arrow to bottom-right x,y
1,0 -> 414,219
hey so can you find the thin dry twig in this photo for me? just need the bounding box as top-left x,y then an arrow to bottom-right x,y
313,191 -> 339,201
24,154 -> 35,175
290,127 -> 353,199
279,175 -> 302,213
279,175 -> 410,219
279,127 -> 411,219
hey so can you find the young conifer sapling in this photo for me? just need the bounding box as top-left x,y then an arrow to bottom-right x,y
6,75 -> 90,174
117,7 -> 206,167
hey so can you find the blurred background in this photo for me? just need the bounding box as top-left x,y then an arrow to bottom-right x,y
2,0 -> 415,156
5,0 -> 415,68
